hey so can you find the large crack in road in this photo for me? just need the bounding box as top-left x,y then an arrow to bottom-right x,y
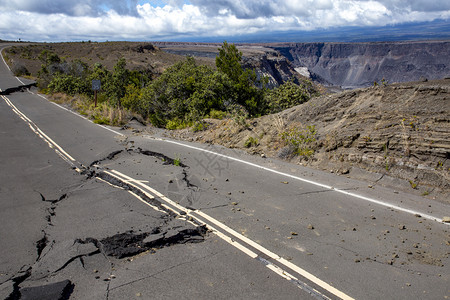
0,83 -> 37,95
3,146 -> 208,299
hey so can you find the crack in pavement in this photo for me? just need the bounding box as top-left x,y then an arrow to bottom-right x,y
4,268 -> 31,300
91,148 -> 190,168
136,147 -> 188,167
89,150 -> 125,167
35,233 -> 48,260
90,147 -> 204,209
39,192 -> 68,226
4,143 -> 209,299
93,171 -> 178,217
75,223 -> 207,259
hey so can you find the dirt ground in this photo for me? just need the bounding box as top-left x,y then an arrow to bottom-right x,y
171,79 -> 450,203
3,42 -> 216,77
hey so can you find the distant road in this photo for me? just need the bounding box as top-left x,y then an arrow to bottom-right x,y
1,44 -> 449,299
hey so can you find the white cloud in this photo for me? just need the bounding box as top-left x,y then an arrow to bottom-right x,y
0,0 -> 449,41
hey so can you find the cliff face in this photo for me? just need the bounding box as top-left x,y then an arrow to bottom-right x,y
273,41 -> 450,88
242,53 -> 302,88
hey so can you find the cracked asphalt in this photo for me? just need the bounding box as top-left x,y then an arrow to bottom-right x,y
1,43 -> 449,299
0,84 -> 307,299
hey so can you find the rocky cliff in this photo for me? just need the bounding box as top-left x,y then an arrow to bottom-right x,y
273,41 -> 450,88
242,51 -> 304,88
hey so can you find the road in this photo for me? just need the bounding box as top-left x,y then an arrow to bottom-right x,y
1,44 -> 449,299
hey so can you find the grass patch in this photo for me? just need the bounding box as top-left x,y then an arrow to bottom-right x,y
244,136 -> 259,148
174,155 -> 181,167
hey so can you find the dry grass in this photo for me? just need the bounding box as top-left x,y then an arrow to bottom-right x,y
50,93 -> 133,126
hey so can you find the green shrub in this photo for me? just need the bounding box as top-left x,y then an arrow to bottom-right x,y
281,125 -> 317,158
265,79 -> 316,113
209,109 -> 227,120
244,136 -> 259,148
174,155 -> 181,166
166,119 -> 189,130
192,121 -> 209,132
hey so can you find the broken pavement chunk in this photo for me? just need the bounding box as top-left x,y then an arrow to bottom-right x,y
20,280 -> 74,300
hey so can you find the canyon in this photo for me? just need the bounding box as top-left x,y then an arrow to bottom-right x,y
272,40 -> 450,88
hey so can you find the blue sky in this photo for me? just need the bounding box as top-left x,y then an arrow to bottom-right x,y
0,0 -> 449,42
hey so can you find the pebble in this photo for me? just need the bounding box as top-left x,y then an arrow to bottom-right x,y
307,224 -> 314,230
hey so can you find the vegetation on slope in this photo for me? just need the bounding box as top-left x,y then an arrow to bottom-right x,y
5,41 -> 318,128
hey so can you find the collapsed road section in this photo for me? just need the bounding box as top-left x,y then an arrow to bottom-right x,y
1,155 -> 208,300
0,82 -> 36,95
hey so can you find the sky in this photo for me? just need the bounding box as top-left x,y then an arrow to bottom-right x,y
0,0 -> 449,42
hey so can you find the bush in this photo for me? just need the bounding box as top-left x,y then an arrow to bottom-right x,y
244,136 -> 259,148
265,79 -> 316,114
209,109 -> 227,120
192,121 -> 209,132
141,57 -> 229,126
12,62 -> 30,77
280,125 -> 317,158
166,118 -> 189,130
48,74 -> 89,95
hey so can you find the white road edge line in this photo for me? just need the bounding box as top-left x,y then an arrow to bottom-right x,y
1,95 -> 76,162
109,168 -> 354,300
0,47 -> 12,72
147,137 -> 447,225
27,90 -> 125,137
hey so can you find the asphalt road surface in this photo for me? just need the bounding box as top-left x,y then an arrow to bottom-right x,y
1,44 -> 449,300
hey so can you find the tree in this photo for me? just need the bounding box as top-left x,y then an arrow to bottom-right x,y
216,41 -> 243,83
139,57 -> 230,127
107,58 -> 129,107
216,41 -> 266,116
